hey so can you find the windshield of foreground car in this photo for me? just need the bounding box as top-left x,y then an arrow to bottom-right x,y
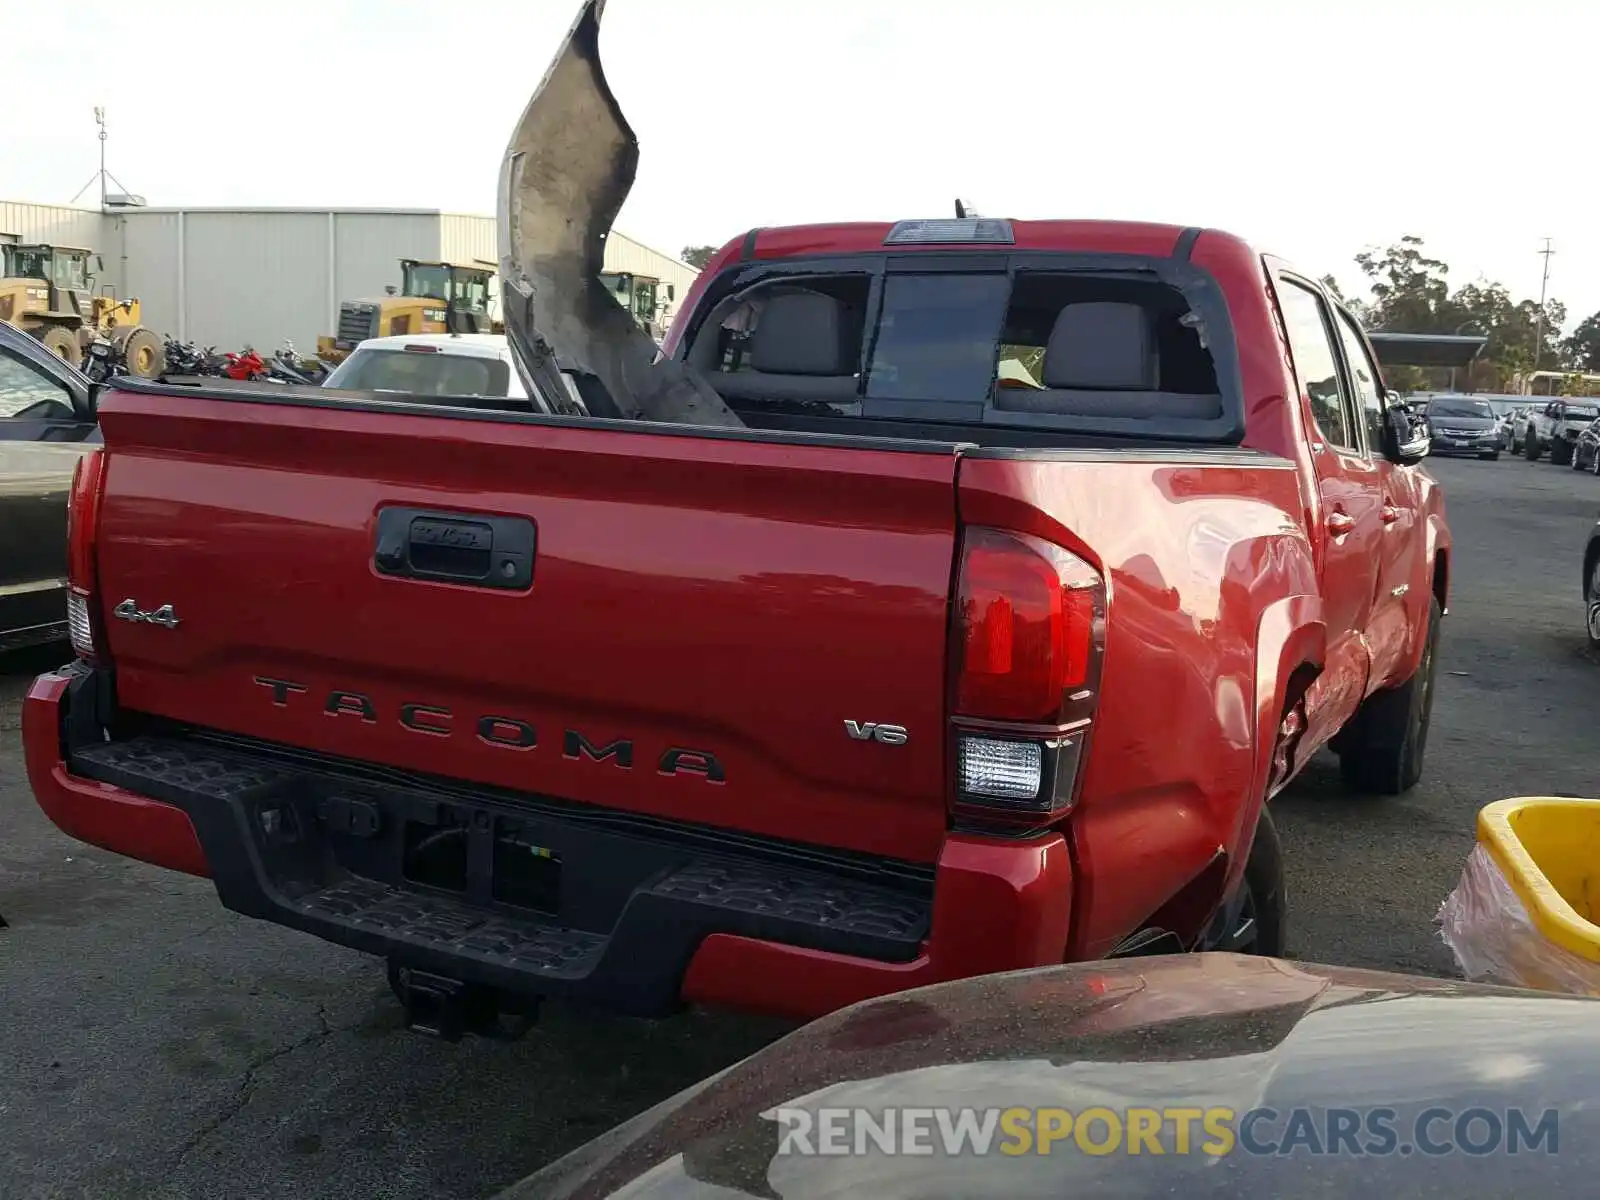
1427,399 -> 1493,418
323,347 -> 511,397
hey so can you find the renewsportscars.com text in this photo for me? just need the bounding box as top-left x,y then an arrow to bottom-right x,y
769,1105 -> 1560,1158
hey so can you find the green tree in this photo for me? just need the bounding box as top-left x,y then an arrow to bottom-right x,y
1345,236 -> 1568,391
1355,235 -> 1452,333
680,245 -> 718,270
1564,312 -> 1600,372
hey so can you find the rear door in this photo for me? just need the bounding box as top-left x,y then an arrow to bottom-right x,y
1271,273 -> 1382,741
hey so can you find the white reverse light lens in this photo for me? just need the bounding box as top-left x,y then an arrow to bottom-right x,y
67,592 -> 95,659
958,737 -> 1043,802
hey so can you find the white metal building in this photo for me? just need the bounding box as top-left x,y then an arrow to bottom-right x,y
0,200 -> 701,352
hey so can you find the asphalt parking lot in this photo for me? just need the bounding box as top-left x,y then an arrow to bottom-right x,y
2,453 -> 1597,1199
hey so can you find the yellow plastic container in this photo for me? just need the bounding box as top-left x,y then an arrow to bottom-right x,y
1478,796 -> 1600,967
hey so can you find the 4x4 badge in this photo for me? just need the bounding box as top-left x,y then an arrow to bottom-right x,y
112,599 -> 180,629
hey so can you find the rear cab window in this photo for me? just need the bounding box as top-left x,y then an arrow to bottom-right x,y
677,242 -> 1242,444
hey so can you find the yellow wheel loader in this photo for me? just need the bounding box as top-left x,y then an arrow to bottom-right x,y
317,259 -> 502,363
0,243 -> 165,378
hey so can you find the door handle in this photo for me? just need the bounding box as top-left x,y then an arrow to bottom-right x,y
1326,511 -> 1356,537
1380,503 -> 1402,525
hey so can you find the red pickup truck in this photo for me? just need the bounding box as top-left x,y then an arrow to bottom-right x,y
22,8 -> 1447,1035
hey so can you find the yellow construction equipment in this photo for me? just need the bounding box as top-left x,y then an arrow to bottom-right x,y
0,243 -> 165,378
600,270 -> 675,339
317,259 -> 503,362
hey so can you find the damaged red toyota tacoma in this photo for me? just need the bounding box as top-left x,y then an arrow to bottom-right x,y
23,2 -> 1447,1030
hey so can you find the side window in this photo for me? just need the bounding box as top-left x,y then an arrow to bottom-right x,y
0,352 -> 76,421
1276,279 -> 1354,450
1334,311 -> 1385,451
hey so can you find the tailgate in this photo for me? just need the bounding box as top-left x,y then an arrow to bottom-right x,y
92,390 -> 962,863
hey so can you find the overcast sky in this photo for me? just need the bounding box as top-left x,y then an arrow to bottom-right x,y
2,0 -> 1593,322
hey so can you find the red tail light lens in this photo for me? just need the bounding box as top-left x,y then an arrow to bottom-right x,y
955,528 -> 1103,723
66,449 -> 108,662
67,449 -> 107,593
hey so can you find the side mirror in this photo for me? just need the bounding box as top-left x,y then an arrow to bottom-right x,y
1384,403 -> 1430,465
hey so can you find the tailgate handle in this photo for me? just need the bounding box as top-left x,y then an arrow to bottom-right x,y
374,507 -> 536,591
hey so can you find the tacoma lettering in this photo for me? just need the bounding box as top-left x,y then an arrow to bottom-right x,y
249,678 -> 721,779
564,731 -> 633,768
478,715 -> 537,749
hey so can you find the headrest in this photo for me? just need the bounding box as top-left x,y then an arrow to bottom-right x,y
749,291 -> 853,376
1042,302 -> 1156,390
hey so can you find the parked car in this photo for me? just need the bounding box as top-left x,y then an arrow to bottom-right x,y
1419,396 -> 1500,459
1583,512 -> 1600,652
1509,404 -> 1538,453
1480,397 -> 1523,449
0,319 -> 100,653
497,953 -> 1597,1200
1571,418 -> 1600,474
20,0 -> 1449,1038
1523,398 -> 1600,464
320,332 -> 529,399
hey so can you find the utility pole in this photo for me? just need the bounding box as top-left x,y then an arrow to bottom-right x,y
1533,237 -> 1555,379
69,107 -> 134,208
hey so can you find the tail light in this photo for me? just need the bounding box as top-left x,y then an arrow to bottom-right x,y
950,527 -> 1106,835
66,449 -> 109,663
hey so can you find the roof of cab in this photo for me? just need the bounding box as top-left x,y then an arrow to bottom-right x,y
728,219 -> 1254,263
352,333 -> 509,357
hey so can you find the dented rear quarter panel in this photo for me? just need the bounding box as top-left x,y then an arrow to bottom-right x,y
957,452 -> 1316,958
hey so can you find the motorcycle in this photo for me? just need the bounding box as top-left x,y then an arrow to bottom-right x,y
80,334 -> 130,385
161,338 -> 224,377
273,341 -> 333,385
222,349 -> 269,380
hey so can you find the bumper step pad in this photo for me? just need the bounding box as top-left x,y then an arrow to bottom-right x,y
69,733 -> 932,1013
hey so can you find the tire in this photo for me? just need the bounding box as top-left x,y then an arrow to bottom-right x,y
1525,435 -> 1542,462
116,327 -> 165,379
1338,596 -> 1442,795
1553,440 -> 1574,467
36,325 -> 77,361
1199,805 -> 1286,958
1509,433 -> 1521,453
1591,449 -> 1600,477
1587,559 -> 1600,654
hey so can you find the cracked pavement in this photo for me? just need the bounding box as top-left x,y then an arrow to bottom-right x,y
2,455 -> 1598,1198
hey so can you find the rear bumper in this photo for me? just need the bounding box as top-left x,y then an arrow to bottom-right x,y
22,669 -> 1074,1022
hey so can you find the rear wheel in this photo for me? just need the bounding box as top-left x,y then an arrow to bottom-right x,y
1553,439 -> 1574,466
1525,435 -> 1542,461
1199,806 -> 1285,957
1587,561 -> 1600,653
1338,596 -> 1442,794
37,325 -> 77,361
